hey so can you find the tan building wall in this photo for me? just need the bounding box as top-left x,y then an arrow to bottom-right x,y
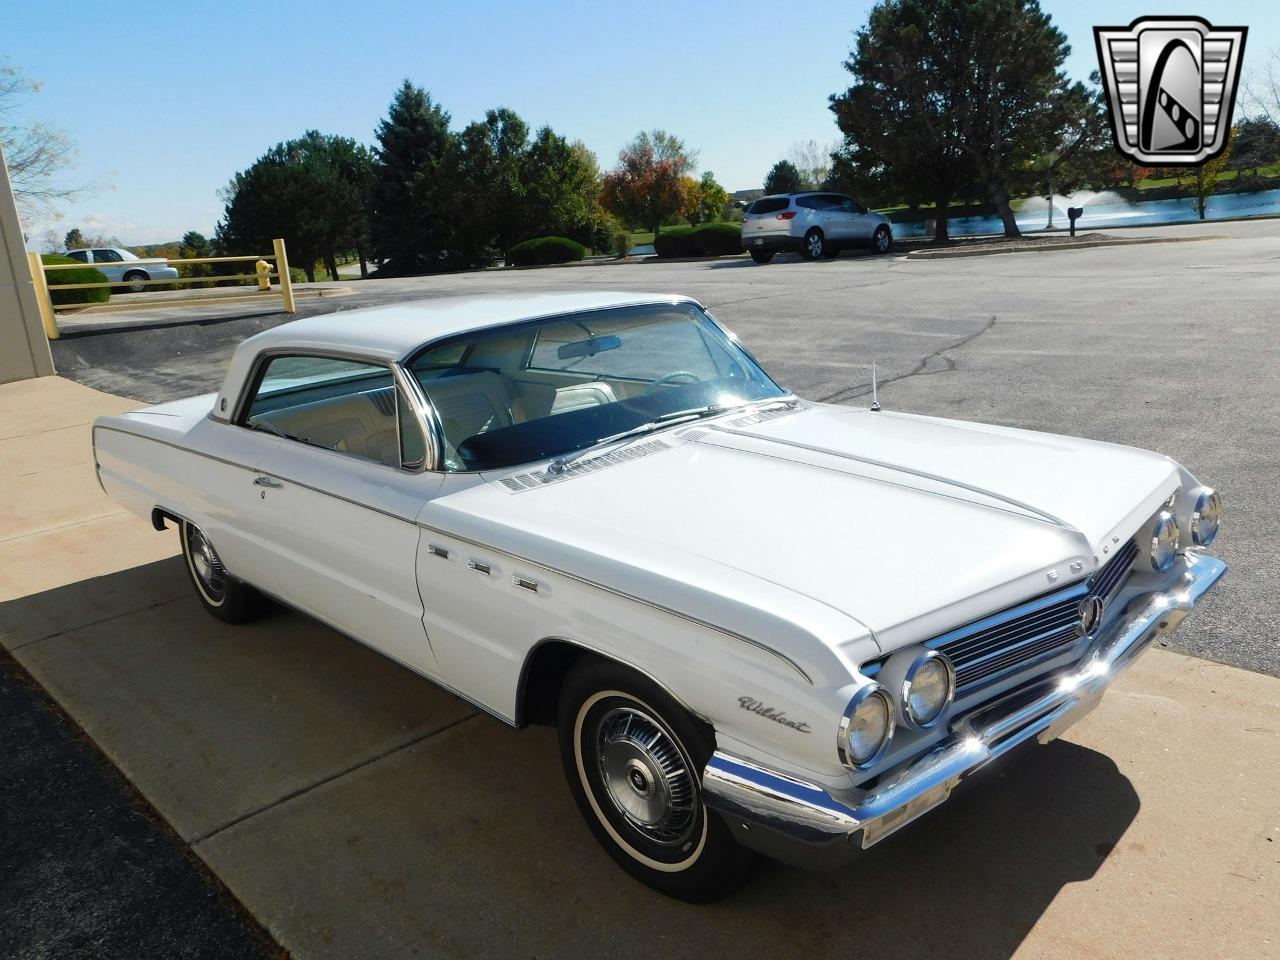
0,144 -> 56,383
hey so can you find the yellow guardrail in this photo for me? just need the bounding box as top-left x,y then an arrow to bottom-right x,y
31,238 -> 296,340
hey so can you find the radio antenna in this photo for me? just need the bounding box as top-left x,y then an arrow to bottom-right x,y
870,359 -> 881,412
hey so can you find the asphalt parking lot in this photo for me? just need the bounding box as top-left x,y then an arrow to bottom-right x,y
51,218 -> 1280,680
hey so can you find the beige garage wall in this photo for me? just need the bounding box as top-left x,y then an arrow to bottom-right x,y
0,144 -> 55,384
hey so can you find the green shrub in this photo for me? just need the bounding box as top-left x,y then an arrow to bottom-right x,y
652,225 -> 696,258
652,223 -> 744,258
613,231 -> 632,259
508,236 -> 588,266
41,254 -> 110,306
691,222 -> 743,256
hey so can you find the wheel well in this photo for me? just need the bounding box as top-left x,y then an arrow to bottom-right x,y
515,641 -> 717,749
516,640 -> 588,727
123,269 -> 149,281
151,507 -> 183,531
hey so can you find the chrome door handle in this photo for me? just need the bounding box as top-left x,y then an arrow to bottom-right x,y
253,475 -> 283,488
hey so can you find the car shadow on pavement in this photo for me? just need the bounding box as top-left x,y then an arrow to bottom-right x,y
1,558 -> 1140,960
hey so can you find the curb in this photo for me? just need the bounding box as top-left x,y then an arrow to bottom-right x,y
904,234 -> 1230,260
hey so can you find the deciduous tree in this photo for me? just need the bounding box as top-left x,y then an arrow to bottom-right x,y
0,58 -> 90,223
695,171 -> 728,223
600,130 -> 696,238
788,140 -> 837,190
1193,128 -> 1234,219
215,131 -> 371,282
832,0 -> 1079,238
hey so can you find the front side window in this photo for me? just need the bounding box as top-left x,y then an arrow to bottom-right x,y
242,355 -> 425,469
407,303 -> 785,471
93,249 -> 124,262
66,250 -> 89,263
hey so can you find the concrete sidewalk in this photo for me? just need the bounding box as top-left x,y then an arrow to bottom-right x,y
2,377 -> 1277,959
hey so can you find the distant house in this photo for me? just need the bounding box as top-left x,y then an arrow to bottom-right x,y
731,188 -> 765,202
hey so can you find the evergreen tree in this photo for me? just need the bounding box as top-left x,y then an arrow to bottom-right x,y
370,81 -> 458,273
763,160 -> 804,194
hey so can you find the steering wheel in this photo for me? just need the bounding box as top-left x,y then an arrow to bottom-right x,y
645,371 -> 700,394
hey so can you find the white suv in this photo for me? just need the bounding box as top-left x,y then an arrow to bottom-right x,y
740,192 -> 893,263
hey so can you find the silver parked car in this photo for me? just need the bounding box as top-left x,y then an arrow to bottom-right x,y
65,247 -> 180,292
741,192 -> 893,263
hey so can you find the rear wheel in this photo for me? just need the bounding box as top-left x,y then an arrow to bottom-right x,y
122,270 -> 149,293
749,249 -> 774,264
802,228 -> 825,260
180,519 -> 264,624
872,225 -> 892,254
558,658 -> 755,902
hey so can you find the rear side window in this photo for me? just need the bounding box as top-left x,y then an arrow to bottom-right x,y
747,197 -> 790,215
242,355 -> 425,469
66,250 -> 89,263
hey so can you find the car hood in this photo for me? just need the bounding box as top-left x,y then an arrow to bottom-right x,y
437,403 -> 1179,661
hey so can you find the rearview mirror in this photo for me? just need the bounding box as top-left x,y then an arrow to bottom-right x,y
557,334 -> 621,360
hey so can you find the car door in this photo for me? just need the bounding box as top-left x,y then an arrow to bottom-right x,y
840,196 -> 876,242
815,194 -> 853,241
236,353 -> 444,675
91,248 -> 125,282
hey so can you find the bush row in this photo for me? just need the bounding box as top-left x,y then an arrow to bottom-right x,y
41,254 -> 111,306
652,222 -> 742,258
507,236 -> 588,266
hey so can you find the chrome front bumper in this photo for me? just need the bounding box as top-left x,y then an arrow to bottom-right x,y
702,552 -> 1226,870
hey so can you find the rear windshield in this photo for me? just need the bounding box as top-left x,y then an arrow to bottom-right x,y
747,197 -> 790,215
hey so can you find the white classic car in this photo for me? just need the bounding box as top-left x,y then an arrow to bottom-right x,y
92,292 -> 1226,901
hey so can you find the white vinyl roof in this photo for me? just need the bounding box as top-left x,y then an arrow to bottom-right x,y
212,291 -> 698,419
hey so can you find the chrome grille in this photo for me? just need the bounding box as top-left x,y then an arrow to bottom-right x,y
930,539 -> 1138,694
1093,536 -> 1139,605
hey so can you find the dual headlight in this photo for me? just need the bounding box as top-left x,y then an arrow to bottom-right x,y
1149,487 -> 1223,571
839,650 -> 956,769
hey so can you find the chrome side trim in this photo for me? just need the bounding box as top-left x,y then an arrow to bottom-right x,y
703,553 -> 1226,860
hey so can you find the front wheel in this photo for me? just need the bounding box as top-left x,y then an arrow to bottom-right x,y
872,225 -> 892,254
558,658 -> 755,902
122,270 -> 149,293
749,249 -> 774,264
180,520 -> 264,624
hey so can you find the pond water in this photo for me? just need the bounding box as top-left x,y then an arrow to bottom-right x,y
889,188 -> 1280,238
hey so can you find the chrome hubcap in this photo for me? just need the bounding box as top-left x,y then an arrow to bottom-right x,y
808,235 -> 822,256
877,231 -> 889,250
596,706 -> 696,845
187,526 -> 226,599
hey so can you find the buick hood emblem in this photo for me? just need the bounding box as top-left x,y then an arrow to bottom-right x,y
1078,596 -> 1105,637
1094,16 -> 1247,165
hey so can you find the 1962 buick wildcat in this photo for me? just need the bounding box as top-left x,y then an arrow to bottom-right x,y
92,292 -> 1226,901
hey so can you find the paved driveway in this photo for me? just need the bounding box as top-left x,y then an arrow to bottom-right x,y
1,377 -> 1276,958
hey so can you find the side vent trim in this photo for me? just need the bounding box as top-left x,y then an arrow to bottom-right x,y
496,438 -> 672,492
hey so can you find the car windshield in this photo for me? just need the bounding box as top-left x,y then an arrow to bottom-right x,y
117,249 -> 139,261
406,302 -> 785,471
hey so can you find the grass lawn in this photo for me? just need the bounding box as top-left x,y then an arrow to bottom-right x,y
1135,164 -> 1280,190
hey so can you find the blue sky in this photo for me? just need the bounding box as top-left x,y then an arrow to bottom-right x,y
6,0 -> 1275,245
